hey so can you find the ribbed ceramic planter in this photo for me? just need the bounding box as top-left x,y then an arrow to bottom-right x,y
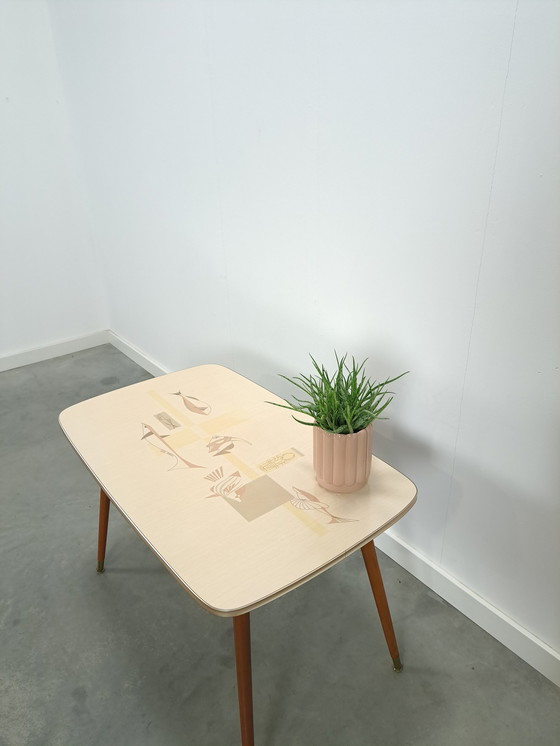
313,423 -> 372,493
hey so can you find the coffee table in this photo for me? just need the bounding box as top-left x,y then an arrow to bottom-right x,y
59,364 -> 416,745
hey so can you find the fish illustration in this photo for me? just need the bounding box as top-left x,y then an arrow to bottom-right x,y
204,466 -> 244,500
206,434 -> 252,457
141,423 -> 203,469
291,486 -> 356,524
171,392 -> 212,416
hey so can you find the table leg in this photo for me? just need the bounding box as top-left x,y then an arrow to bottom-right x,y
97,488 -> 111,573
233,613 -> 254,746
361,540 -> 403,671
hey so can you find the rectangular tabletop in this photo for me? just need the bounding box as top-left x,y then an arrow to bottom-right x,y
59,364 -> 416,617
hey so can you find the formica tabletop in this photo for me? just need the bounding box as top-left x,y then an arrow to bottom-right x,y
59,364 -> 417,616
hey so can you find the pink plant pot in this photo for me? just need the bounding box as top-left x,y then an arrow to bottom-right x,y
313,423 -> 373,493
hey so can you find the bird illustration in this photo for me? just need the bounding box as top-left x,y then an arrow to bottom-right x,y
204,466 -> 244,500
171,391 -> 212,415
290,486 -> 356,524
206,434 -> 252,457
141,423 -> 202,469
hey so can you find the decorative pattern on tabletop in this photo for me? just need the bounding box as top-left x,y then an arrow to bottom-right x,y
207,434 -> 252,457
290,487 -> 356,525
139,388 -> 359,529
171,391 -> 212,415
204,467 -> 244,499
141,423 -> 202,469
154,412 -> 181,430
258,448 -> 303,473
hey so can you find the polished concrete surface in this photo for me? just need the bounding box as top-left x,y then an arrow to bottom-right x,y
1,344 -> 559,746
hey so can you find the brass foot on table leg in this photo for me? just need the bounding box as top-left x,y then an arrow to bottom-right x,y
392,655 -> 403,672
97,561 -> 105,573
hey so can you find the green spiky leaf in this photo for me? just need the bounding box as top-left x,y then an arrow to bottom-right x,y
267,353 -> 408,434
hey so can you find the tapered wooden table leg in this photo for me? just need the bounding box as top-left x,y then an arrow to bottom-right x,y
361,540 -> 403,671
233,613 -> 254,746
97,488 -> 111,573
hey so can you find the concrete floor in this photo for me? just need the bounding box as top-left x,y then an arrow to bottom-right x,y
1,344 -> 559,746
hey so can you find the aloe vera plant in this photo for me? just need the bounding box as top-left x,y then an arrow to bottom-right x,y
269,353 -> 407,435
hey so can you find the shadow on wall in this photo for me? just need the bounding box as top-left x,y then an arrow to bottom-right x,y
374,425 -> 445,557
225,320 -> 410,408
436,448 -> 551,640
373,422 -> 558,647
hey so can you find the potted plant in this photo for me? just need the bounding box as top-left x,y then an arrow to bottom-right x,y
269,353 -> 407,493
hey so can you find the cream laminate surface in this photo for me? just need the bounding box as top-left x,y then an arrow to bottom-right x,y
59,365 -> 417,616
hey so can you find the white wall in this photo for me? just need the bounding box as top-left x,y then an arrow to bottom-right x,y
46,0 -> 560,674
438,1 -> 560,651
0,0 -> 108,360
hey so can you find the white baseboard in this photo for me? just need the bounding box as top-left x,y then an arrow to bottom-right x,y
0,331 -> 111,372
107,330 -> 168,377
0,329 -> 169,377
375,530 -> 560,688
